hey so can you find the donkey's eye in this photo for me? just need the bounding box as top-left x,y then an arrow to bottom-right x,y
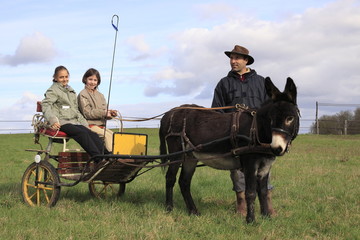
286,116 -> 294,125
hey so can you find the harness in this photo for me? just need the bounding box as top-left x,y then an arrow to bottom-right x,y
164,104 -> 274,157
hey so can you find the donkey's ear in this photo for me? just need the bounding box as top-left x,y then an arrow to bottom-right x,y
265,77 -> 281,100
284,77 -> 297,104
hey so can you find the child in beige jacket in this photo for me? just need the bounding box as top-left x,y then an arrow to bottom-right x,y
78,68 -> 117,152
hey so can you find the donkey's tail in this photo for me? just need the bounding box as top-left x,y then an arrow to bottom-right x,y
159,128 -> 169,166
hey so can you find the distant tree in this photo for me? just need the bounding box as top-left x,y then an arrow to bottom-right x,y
310,115 -> 338,134
337,110 -> 353,134
348,108 -> 360,134
321,115 -> 341,134
353,108 -> 360,120
311,109 -> 360,135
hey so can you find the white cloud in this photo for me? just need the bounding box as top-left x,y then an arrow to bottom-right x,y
125,35 -> 152,60
124,34 -> 169,62
141,0 -> 360,109
127,35 -> 150,53
0,32 -> 57,66
143,68 -> 196,96
153,68 -> 194,80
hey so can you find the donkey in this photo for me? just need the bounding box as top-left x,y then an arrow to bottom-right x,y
159,77 -> 299,223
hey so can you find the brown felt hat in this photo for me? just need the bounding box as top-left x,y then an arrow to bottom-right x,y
224,45 -> 254,65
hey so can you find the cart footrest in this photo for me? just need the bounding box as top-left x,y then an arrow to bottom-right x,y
57,152 -> 92,180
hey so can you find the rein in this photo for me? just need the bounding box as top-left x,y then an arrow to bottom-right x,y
112,105 -> 240,122
103,133 -> 272,169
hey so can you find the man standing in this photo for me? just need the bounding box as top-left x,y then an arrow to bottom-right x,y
211,45 -> 275,216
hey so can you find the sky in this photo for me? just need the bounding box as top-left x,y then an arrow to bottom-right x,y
1,0 -> 360,133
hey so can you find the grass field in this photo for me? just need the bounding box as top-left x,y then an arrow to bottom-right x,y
0,129 -> 359,240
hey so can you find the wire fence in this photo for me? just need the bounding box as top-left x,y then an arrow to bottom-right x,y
314,102 -> 360,134
3,102 -> 359,134
0,118 -> 313,134
0,118 -> 161,134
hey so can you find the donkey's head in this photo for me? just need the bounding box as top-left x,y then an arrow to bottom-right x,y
263,77 -> 300,156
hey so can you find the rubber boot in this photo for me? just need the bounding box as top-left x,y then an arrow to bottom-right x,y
267,190 -> 277,216
235,191 -> 247,216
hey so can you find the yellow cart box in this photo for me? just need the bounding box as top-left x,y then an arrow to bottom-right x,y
112,132 -> 148,155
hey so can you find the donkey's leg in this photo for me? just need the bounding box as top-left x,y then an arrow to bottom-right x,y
243,161 -> 258,223
165,138 -> 183,212
257,157 -> 275,217
165,162 -> 181,212
257,172 -> 270,218
179,157 -> 200,215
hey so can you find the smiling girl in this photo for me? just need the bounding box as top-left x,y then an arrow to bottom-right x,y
41,66 -> 107,159
78,68 -> 117,152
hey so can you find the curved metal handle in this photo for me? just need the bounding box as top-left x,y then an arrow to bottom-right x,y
111,14 -> 119,31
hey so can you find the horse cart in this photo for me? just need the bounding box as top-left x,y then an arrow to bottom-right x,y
21,103 -> 233,208
21,103 -> 262,208
21,78 -> 299,224
21,103 -> 154,207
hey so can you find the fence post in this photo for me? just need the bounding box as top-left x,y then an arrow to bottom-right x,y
344,119 -> 348,135
316,101 -> 319,134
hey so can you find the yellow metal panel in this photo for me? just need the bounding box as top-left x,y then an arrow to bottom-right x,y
113,132 -> 147,155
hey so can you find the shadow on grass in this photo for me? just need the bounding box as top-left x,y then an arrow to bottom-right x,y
56,183 -> 224,213
3,180 -> 249,225
6,175 -> 237,217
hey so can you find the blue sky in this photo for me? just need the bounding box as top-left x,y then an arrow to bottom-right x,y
1,0 -> 360,133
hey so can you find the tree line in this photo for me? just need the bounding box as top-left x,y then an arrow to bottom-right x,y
311,108 -> 360,134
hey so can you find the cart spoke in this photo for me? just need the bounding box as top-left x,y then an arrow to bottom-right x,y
40,186 -> 55,191
29,191 -> 37,200
105,184 -> 116,194
30,169 -> 36,178
36,188 -> 40,206
37,168 -> 44,182
26,183 -> 37,188
89,181 -> 121,199
107,184 -> 115,191
41,188 -> 51,203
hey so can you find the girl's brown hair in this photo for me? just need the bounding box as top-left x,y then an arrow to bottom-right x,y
82,68 -> 101,88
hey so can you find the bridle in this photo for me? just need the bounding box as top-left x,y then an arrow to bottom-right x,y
271,106 -> 300,152
272,127 -> 293,138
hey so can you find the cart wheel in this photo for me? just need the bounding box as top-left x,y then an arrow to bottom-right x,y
21,161 -> 61,207
88,181 -> 125,199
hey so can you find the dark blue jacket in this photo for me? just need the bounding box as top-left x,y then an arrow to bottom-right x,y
211,69 -> 268,112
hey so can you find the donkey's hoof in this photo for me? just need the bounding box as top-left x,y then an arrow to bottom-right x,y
189,210 -> 201,216
246,216 -> 255,224
165,205 -> 173,213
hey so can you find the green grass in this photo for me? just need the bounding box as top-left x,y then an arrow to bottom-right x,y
0,131 -> 359,239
